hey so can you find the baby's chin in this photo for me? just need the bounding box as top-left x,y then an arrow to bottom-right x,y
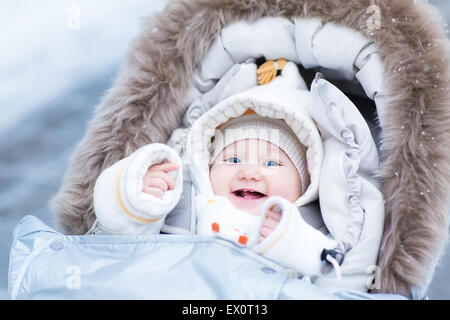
227,193 -> 266,216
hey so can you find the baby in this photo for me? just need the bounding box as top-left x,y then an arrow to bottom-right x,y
93,61 -> 339,277
145,115 -> 306,244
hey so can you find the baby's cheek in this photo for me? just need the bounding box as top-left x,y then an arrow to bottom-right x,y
209,165 -> 230,196
209,171 -> 219,194
267,173 -> 301,202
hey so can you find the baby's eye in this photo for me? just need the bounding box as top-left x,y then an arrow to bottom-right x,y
225,157 -> 241,164
264,160 -> 280,167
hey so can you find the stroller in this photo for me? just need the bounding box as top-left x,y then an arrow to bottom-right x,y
9,0 -> 450,299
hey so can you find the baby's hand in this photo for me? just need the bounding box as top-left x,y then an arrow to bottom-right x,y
258,207 -> 281,243
142,161 -> 179,198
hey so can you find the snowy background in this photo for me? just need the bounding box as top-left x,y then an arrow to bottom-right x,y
0,0 -> 448,299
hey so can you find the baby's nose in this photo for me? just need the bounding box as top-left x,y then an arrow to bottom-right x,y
237,165 -> 261,181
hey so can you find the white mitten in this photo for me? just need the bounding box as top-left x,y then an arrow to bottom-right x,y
252,196 -> 338,276
94,143 -> 183,234
195,195 -> 263,247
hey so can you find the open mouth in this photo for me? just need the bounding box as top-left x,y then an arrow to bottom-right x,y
232,189 -> 266,200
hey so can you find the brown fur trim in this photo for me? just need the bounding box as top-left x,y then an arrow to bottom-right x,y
50,0 -> 450,296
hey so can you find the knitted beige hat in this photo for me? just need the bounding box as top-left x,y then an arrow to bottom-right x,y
210,113 -> 310,195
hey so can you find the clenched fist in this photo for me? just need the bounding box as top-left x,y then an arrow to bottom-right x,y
142,161 -> 179,198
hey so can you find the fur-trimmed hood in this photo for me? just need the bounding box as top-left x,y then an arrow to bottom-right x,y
50,0 -> 450,298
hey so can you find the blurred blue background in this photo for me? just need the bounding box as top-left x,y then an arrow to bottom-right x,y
0,0 -> 448,299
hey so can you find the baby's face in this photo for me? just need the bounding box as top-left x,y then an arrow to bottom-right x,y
209,139 -> 302,215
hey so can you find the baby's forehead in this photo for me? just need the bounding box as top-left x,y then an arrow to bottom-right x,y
222,139 -> 283,155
